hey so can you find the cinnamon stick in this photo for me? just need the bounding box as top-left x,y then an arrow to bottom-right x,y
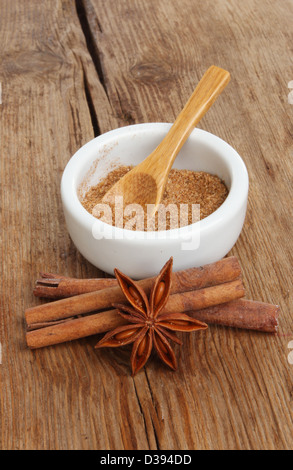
34,256 -> 241,299
26,279 -> 244,330
26,280 -> 244,348
26,257 -> 241,326
26,280 -> 245,348
34,273 -> 117,298
26,297 -> 278,349
191,299 -> 279,333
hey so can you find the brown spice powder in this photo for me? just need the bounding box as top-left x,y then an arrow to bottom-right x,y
81,166 -> 228,231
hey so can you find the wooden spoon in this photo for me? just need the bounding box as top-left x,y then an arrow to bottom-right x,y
101,66 -> 230,214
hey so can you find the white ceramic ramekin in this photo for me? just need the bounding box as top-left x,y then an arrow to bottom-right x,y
61,123 -> 248,278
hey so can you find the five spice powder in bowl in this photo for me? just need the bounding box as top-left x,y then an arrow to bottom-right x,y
81,165 -> 229,231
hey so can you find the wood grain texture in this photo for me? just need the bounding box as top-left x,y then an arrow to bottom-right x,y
0,0 -> 293,450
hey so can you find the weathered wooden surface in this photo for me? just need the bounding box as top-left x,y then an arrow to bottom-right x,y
0,0 -> 292,450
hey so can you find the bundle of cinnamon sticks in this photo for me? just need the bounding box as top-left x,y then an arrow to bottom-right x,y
25,257 -> 279,349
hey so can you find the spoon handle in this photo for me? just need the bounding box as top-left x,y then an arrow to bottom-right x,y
150,66 -> 230,173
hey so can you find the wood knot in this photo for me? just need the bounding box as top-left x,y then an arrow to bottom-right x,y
130,61 -> 173,84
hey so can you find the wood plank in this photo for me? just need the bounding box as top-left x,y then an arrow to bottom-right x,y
80,0 -> 293,449
0,0 -> 147,450
0,0 -> 292,450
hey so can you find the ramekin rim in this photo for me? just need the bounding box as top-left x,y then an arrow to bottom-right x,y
61,123 -> 249,240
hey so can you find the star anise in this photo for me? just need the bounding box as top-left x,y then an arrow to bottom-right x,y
95,258 -> 207,375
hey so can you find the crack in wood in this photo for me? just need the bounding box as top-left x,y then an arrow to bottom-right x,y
145,369 -> 161,450
132,378 -> 152,450
82,64 -> 101,136
69,101 -> 83,149
75,0 -> 108,96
